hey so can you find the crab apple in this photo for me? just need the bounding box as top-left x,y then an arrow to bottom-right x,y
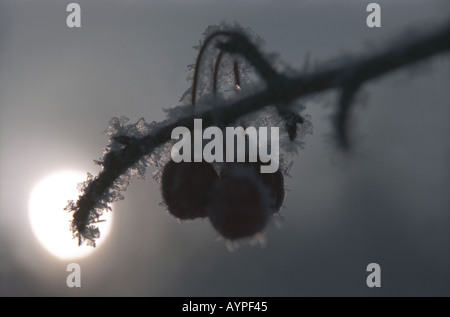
161,160 -> 218,220
220,161 -> 285,214
207,165 -> 271,240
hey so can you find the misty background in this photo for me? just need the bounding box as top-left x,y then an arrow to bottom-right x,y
1,0 -> 450,296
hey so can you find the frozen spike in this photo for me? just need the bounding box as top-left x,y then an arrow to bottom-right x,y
285,161 -> 294,176
119,116 -> 129,126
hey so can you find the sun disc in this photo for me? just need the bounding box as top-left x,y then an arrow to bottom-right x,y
28,170 -> 113,260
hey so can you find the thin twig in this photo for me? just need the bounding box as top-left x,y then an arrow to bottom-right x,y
212,50 -> 224,94
191,31 -> 233,106
233,60 -> 241,90
70,19 -> 450,245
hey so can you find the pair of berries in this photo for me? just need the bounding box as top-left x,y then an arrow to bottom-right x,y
161,159 -> 284,240
160,29 -> 285,240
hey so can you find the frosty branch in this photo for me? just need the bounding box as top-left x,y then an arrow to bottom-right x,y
67,20 -> 450,246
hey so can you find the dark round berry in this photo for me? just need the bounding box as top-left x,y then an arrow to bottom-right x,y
207,166 -> 270,240
161,160 -> 218,220
220,161 -> 284,213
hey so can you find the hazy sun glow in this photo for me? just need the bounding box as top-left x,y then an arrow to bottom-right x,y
29,170 -> 113,260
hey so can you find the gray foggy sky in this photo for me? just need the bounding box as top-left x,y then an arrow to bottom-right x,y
1,0 -> 450,296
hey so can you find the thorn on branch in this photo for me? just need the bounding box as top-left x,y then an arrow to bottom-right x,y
335,83 -> 360,150
276,104 -> 305,141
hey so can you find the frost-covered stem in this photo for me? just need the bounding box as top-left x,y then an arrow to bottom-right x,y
216,33 -> 283,85
212,53 -> 241,94
193,30 -> 282,105
73,20 -> 450,244
212,50 -> 224,94
233,60 -> 241,89
192,31 -> 234,106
